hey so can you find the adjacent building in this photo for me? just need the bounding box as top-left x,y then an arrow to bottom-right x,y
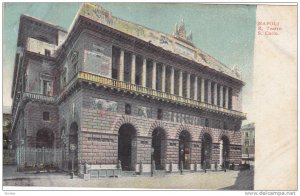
10,3 -> 246,176
241,123 -> 255,164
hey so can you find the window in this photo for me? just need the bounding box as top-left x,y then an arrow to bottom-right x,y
245,139 -> 249,146
62,68 -> 67,87
43,112 -> 50,121
45,49 -> 51,56
245,132 -> 249,137
74,62 -> 78,75
157,109 -> 163,120
42,80 -> 52,96
125,103 -> 131,115
205,119 -> 209,127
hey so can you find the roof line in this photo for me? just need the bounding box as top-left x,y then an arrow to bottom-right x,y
21,14 -> 67,32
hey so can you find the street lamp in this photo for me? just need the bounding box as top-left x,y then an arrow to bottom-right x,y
180,147 -> 184,175
70,143 -> 77,179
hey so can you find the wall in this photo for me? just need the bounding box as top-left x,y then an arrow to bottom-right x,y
81,31 -> 112,78
20,18 -> 59,47
23,102 -> 59,148
79,87 -> 242,170
58,88 -> 83,170
26,58 -> 57,95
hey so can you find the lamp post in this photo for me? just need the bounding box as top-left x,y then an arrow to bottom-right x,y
70,143 -> 77,179
180,147 -> 184,175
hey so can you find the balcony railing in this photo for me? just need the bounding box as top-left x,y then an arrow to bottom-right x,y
17,73 -> 246,119
77,71 -> 246,119
23,92 -> 56,103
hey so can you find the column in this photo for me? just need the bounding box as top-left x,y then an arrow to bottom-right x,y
162,64 -> 166,92
170,66 -> 175,94
225,86 -> 229,109
179,70 -> 183,96
152,61 -> 157,89
194,76 -> 198,100
186,73 -> 191,98
214,83 -> 218,105
207,80 -> 211,104
220,85 -> 224,107
219,139 -> 223,166
142,57 -> 147,87
201,78 -> 205,102
118,49 -> 124,81
130,54 -> 136,84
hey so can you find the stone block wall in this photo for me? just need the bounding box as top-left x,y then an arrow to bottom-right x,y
77,87 -> 242,171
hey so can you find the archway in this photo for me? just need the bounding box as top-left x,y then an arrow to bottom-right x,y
178,130 -> 191,170
201,133 -> 212,169
68,122 -> 78,172
151,127 -> 166,170
36,128 -> 54,148
118,124 -> 137,171
220,135 -> 230,169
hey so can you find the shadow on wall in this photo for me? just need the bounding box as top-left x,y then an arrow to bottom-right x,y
219,167 -> 254,190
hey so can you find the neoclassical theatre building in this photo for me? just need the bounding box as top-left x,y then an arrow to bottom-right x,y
11,3 -> 246,176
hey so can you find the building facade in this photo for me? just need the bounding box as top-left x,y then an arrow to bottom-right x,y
10,3 -> 246,176
241,123 -> 255,163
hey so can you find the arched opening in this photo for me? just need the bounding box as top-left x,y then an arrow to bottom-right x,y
201,133 -> 212,169
151,127 -> 166,170
220,135 -> 230,169
178,130 -> 191,170
68,122 -> 78,172
36,128 -> 54,148
118,124 -> 137,171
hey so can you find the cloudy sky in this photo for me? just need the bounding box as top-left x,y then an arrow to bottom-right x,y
3,3 -> 256,123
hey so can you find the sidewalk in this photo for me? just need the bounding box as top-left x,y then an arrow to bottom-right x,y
3,165 -> 75,180
3,165 -> 254,190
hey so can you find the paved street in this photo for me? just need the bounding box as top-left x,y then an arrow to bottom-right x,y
3,165 -> 253,190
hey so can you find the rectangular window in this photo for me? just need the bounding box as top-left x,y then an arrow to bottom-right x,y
43,112 -> 50,121
157,109 -> 163,120
61,68 -> 67,87
45,49 -> 51,56
42,80 -> 51,96
74,62 -> 78,75
245,140 -> 249,146
125,103 -> 131,115
205,119 -> 209,127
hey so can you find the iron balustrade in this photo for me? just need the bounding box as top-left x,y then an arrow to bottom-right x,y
23,92 -> 56,103
77,71 -> 246,119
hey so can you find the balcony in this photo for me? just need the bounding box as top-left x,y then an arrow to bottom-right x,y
77,71 -> 246,119
23,92 -> 56,103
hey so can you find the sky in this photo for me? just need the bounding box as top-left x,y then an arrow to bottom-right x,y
3,2 -> 256,123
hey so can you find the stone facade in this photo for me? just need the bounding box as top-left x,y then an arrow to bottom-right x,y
10,3 -> 246,175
